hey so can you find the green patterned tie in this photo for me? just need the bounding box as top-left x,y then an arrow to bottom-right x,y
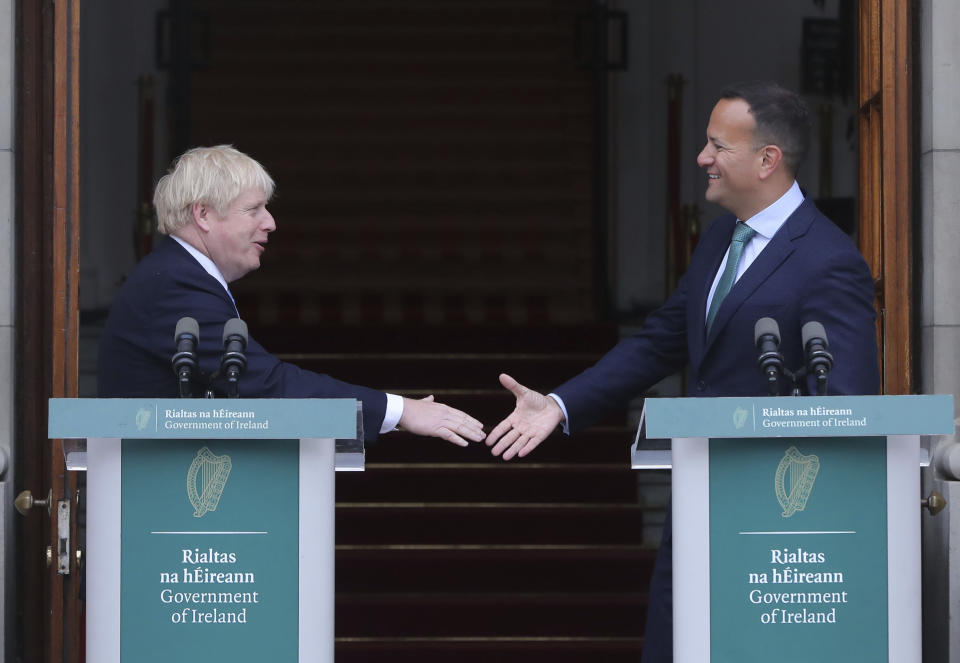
706,222 -> 757,332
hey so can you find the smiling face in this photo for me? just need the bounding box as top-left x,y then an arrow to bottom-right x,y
196,187 -> 276,282
696,98 -> 765,220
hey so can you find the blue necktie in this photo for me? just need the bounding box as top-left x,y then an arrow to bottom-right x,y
706,222 -> 756,332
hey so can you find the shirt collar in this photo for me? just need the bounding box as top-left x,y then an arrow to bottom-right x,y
742,181 -> 804,239
170,234 -> 232,296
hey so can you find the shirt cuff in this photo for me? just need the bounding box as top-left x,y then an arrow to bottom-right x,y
380,393 -> 404,434
547,393 -> 570,435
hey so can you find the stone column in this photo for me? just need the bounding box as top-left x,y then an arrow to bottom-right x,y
0,0 -> 15,659
920,1 -> 960,661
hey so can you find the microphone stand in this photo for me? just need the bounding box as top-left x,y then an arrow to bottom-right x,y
786,361 -> 831,396
172,360 -> 194,398
787,366 -> 805,397
761,364 -> 806,397
807,357 -> 831,396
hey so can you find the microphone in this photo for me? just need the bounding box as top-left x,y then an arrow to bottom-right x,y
221,318 -> 248,398
802,321 -> 833,396
172,317 -> 199,398
754,317 -> 784,396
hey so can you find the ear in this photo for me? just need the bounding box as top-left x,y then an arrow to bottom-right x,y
192,202 -> 212,232
757,144 -> 784,180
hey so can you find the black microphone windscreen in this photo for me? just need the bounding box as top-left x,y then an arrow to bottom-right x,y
754,317 -> 781,345
802,321 -> 828,347
175,317 -> 199,342
223,318 -> 249,345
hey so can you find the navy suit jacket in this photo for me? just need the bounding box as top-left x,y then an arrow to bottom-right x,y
555,198 -> 880,431
97,237 -> 388,441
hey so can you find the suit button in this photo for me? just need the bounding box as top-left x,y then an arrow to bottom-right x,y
697,380 -> 706,391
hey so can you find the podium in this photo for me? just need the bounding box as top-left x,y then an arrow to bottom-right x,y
49,398 -> 364,663
632,394 -> 954,663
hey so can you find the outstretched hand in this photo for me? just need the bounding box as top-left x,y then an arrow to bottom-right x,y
486,373 -> 564,460
398,395 -> 486,447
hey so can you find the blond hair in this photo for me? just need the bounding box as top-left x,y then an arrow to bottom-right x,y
153,145 -> 276,234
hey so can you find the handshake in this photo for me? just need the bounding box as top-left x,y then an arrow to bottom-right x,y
172,316 -> 551,456
395,373 -> 562,461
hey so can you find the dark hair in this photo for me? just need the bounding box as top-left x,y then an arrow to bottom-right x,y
719,81 -> 811,177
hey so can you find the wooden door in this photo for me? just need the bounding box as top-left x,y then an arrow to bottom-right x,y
15,1 -> 83,661
858,0 -> 914,394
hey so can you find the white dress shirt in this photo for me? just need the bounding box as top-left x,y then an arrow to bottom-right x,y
704,180 -> 804,318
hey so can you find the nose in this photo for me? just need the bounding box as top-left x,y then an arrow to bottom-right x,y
263,209 -> 276,232
697,144 -> 713,168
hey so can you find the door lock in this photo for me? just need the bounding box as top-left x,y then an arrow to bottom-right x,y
15,489 -> 72,574
56,498 -> 71,574
14,489 -> 52,516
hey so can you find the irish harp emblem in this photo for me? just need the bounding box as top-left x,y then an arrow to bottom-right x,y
135,408 -> 152,431
732,406 -> 749,429
774,446 -> 819,518
187,446 -> 232,518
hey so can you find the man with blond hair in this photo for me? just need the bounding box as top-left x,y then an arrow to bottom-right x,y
99,145 -> 485,446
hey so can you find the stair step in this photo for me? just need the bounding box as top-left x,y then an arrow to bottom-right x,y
335,636 -> 644,663
336,544 -> 654,593
336,592 -> 647,637
275,352 -> 601,390
336,462 -> 637,502
329,390 -> 626,431
252,323 -> 621,354
369,426 -> 637,463
336,502 -> 645,544
337,543 -> 649,556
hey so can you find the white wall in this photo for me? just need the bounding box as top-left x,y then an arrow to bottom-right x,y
614,0 -> 858,311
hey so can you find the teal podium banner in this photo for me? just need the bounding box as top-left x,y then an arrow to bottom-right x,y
642,395 -> 953,663
709,436 -> 887,661
49,398 -> 358,439
55,398 -> 354,663
645,395 -> 954,439
120,439 -> 300,662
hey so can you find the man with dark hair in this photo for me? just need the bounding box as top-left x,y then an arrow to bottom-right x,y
719,80 -> 811,176
486,82 -> 879,662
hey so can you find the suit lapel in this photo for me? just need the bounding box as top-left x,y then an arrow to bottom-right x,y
702,199 -> 816,352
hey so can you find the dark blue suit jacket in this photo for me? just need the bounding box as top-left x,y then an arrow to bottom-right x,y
97,237 -> 388,441
553,198 -> 879,663
555,198 -> 879,429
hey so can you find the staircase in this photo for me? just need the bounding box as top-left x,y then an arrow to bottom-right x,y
189,0 -> 598,332
265,324 -> 664,662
